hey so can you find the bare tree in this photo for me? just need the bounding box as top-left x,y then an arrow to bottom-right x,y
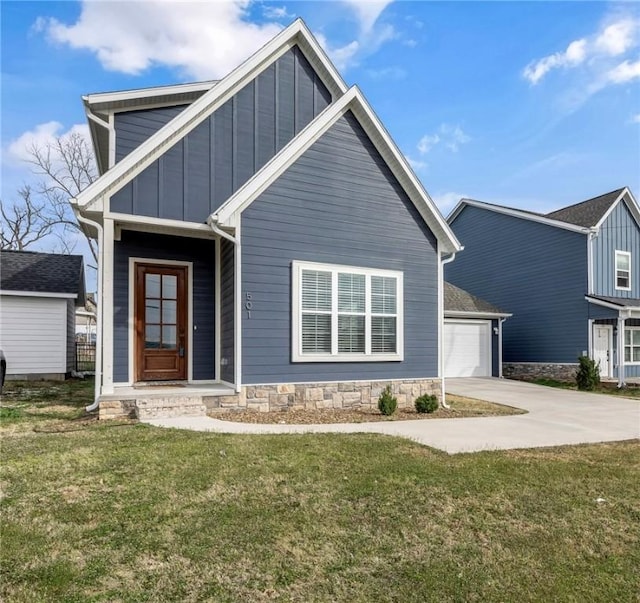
0,131 -> 98,263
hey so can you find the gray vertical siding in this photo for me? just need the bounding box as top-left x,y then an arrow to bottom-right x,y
112,231 -> 216,382
115,105 -> 187,162
110,46 -> 332,222
220,239 -> 235,383
241,111 -> 439,385
447,207 -> 589,363
593,199 -> 640,298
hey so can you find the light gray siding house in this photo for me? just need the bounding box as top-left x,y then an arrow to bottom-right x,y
446,188 -> 640,385
0,251 -> 86,380
73,20 -> 463,419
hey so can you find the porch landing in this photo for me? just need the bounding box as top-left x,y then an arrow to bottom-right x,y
99,384 -> 237,420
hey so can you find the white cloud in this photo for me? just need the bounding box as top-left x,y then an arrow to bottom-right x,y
607,59 -> 640,83
523,15 -> 639,85
365,66 -> 406,80
432,191 -> 466,213
262,5 -> 294,21
417,124 -> 470,155
40,1 -> 284,80
342,0 -> 394,34
632,113 -> 640,124
406,156 -> 427,172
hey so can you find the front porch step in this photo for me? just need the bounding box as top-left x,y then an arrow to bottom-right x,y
135,396 -> 207,420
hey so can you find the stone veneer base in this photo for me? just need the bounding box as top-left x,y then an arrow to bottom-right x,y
503,363 -> 578,382
98,378 -> 442,419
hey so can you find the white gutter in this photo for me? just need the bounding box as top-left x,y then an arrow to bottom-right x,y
207,216 -> 241,393
439,252 -> 458,409
73,207 -> 104,412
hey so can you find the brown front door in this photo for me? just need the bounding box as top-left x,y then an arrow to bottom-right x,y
135,263 -> 188,382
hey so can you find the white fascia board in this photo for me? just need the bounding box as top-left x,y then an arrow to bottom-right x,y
108,211 -> 215,236
445,310 -> 512,319
584,296 -> 640,312
0,290 -> 77,299
75,19 -> 348,213
83,81 -> 216,108
448,199 -> 592,234
595,188 -> 640,230
214,86 -> 462,254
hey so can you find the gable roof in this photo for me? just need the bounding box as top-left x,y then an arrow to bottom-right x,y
0,250 -> 86,304
211,85 -> 462,253
74,19 -> 348,212
546,188 -> 627,227
448,187 -> 638,234
444,282 -> 510,317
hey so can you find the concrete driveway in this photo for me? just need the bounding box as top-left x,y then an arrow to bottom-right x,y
144,378 -> 640,454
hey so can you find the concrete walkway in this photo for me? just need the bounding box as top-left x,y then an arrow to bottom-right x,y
142,378 -> 640,454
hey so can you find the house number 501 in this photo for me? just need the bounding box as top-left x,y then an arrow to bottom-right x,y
245,292 -> 252,318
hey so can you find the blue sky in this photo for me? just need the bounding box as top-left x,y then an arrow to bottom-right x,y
2,1 -> 639,240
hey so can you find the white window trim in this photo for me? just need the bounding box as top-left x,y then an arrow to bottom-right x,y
291,260 -> 404,362
623,326 -> 640,366
615,250 -> 631,291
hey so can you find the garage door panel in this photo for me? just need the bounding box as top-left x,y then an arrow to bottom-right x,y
444,321 -> 491,378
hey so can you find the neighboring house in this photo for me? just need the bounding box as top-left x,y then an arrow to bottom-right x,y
0,250 -> 86,380
446,187 -> 640,385
76,293 -> 97,342
72,19 -> 464,419
443,282 -> 511,378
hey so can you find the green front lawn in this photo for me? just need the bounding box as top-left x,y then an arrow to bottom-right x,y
1,381 -> 639,602
530,377 -> 640,399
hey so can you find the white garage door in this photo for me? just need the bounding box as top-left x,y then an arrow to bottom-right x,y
444,320 -> 492,377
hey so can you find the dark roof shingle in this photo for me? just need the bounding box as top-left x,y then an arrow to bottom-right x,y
1,250 -> 85,300
546,188 -> 626,228
444,282 -> 509,315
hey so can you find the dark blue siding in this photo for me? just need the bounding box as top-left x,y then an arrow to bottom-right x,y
447,207 -> 589,363
220,239 -> 235,383
241,111 -> 439,384
112,231 -> 215,382
115,105 -> 186,162
593,200 -> 640,298
110,46 -> 332,222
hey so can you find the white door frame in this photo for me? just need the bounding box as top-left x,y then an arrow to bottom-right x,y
592,323 -> 613,378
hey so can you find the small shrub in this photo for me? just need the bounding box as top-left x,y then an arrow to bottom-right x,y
415,394 -> 438,414
378,385 -> 397,416
576,355 -> 600,391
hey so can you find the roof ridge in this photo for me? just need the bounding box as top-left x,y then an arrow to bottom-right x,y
546,187 -> 626,216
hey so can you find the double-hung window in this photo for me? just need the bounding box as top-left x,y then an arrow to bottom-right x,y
292,261 -> 403,361
615,250 -> 631,291
624,328 -> 640,364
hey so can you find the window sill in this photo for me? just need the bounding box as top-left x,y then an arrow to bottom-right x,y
292,353 -> 403,363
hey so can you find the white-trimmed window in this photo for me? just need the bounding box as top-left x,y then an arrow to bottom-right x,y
624,328 -> 640,364
615,250 -> 631,291
292,261 -> 403,362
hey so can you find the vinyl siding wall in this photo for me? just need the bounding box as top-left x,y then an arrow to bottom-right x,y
220,239 -> 235,384
241,111 -> 439,384
0,296 -> 68,376
110,46 -> 332,223
592,200 -> 640,298
112,231 -> 216,382
66,299 -> 76,372
447,207 -> 589,363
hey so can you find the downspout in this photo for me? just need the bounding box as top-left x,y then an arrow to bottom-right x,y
440,252 -> 458,409
73,207 -> 104,412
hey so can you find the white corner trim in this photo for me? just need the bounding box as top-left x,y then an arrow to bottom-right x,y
214,237 -> 221,382
213,86 -> 461,254
448,199 -> 593,234
102,219 -> 115,393
127,257 -> 194,384
0,290 -> 77,299
291,260 -> 404,363
75,19 -> 347,212
234,221 -> 242,392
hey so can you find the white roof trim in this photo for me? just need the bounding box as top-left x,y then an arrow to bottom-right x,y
0,290 -> 77,299
83,80 -> 216,107
595,188 -> 640,230
448,199 -> 592,234
212,86 -> 462,254
75,19 -> 348,212
585,295 -> 640,312
445,310 -> 512,319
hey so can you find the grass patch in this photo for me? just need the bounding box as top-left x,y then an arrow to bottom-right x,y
1,382 -> 638,601
530,378 -> 640,399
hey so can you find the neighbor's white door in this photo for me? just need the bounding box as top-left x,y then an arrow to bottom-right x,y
592,325 -> 612,377
444,320 -> 492,377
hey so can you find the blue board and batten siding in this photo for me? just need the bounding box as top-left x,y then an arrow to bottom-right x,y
111,46 -> 332,223
241,111 -> 439,385
112,231 -> 216,382
593,199 -> 640,298
446,207 -> 589,363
